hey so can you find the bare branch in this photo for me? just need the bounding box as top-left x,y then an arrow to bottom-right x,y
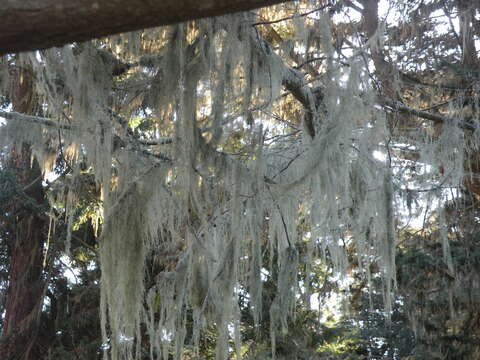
383,100 -> 477,132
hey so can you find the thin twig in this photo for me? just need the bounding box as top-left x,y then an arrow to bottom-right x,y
252,6 -> 329,26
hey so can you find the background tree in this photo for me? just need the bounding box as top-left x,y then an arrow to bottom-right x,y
0,63 -> 49,359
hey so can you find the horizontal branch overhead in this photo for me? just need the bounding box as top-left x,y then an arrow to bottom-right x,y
0,0 -> 292,55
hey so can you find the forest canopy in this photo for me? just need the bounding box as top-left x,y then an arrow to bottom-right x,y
1,1 -> 480,359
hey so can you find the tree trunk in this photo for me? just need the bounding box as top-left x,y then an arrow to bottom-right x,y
0,67 -> 47,360
0,0 -> 291,55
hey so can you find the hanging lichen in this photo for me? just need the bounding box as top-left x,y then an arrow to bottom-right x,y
1,4 -> 477,360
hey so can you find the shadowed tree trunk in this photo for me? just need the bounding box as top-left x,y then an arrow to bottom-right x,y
0,66 -> 48,360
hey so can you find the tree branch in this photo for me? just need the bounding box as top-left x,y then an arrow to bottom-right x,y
383,100 -> 478,132
0,111 -> 77,131
0,110 -> 173,162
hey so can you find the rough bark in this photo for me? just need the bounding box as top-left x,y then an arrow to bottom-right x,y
0,0 -> 292,55
360,0 -> 400,100
457,0 -> 478,67
0,67 -> 47,360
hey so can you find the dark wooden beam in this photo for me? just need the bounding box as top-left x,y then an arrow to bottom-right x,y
0,0 -> 293,55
